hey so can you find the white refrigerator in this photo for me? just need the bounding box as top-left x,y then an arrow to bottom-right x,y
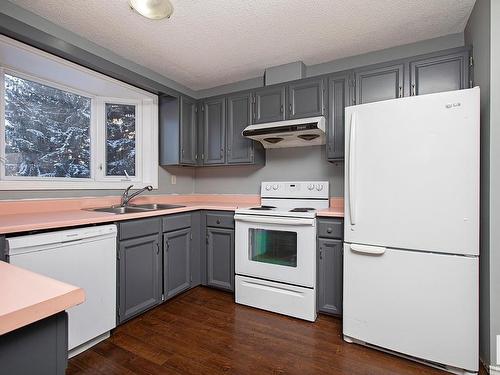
343,88 -> 479,375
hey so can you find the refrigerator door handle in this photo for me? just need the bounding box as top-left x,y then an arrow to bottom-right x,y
350,243 -> 386,255
348,112 -> 357,225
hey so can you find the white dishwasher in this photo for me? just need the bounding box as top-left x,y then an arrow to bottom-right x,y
6,224 -> 117,357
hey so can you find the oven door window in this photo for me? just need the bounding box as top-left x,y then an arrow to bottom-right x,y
249,229 -> 297,267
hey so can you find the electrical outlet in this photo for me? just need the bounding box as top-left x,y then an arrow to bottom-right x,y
171,175 -> 176,185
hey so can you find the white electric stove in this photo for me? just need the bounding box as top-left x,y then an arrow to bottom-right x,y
234,181 -> 329,321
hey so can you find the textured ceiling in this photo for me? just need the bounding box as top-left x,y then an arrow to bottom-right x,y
10,0 -> 475,90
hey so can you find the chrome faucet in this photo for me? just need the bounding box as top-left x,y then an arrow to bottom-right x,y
120,185 -> 153,206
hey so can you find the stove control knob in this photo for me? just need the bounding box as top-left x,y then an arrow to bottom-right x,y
265,184 -> 271,191
272,184 -> 279,190
316,184 -> 323,191
307,184 -> 314,190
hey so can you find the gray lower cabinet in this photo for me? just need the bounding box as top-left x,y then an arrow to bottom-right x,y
288,77 -> 326,119
206,227 -> 235,291
202,97 -> 226,165
254,85 -> 286,124
0,235 -> 5,261
354,63 -> 404,104
317,238 -> 343,316
317,218 -> 343,316
409,50 -> 469,96
117,233 -> 161,323
226,92 -> 256,164
163,227 -> 191,300
327,73 -> 350,161
0,312 -> 68,375
180,96 -> 198,165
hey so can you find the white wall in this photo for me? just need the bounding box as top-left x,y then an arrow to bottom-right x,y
489,0 -> 500,369
194,146 -> 343,196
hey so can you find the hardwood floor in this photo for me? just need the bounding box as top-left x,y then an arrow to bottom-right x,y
67,287 -> 482,375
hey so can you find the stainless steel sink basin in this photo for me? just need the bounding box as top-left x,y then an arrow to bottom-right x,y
87,203 -> 185,214
90,206 -> 152,214
130,203 -> 185,210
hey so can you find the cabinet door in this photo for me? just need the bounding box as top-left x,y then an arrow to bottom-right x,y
288,78 -> 325,119
118,234 -> 161,323
180,96 -> 198,165
254,86 -> 286,124
0,235 -> 5,261
197,102 -> 204,166
226,92 -> 254,164
202,98 -> 226,165
206,227 -> 234,292
327,73 -> 350,160
410,51 -> 469,96
317,238 -> 343,315
164,228 -> 191,300
354,64 -> 404,104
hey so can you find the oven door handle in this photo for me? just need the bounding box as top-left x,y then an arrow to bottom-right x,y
234,214 -> 314,226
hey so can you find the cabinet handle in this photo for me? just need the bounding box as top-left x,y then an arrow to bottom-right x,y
216,219 -> 221,224
289,103 -> 292,113
399,86 -> 403,98
411,84 -> 416,96
319,248 -> 323,260
156,243 -> 160,254
327,227 -> 333,233
280,105 -> 283,113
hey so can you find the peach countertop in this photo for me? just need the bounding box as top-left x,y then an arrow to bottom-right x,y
0,261 -> 85,335
0,194 -> 343,235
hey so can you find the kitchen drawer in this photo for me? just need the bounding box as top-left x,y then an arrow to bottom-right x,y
119,217 -> 161,240
206,211 -> 235,229
162,213 -> 192,232
317,218 -> 343,239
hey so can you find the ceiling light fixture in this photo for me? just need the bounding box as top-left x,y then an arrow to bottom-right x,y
129,0 -> 173,20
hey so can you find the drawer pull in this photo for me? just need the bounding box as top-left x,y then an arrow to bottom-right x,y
216,219 -> 221,224
327,227 -> 333,233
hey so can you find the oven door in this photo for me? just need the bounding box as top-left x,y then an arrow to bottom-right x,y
234,214 -> 316,288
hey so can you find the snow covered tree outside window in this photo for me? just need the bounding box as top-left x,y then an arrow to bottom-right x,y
4,74 -> 91,178
105,103 -> 136,176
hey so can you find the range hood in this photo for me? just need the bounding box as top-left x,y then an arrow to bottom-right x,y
242,116 -> 326,149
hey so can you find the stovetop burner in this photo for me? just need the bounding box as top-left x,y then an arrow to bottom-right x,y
250,205 -> 276,211
289,207 -> 316,212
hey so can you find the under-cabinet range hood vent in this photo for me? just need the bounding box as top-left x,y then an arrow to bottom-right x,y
242,116 -> 326,149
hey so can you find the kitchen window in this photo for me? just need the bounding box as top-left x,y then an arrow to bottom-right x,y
0,35 -> 158,190
3,73 -> 92,179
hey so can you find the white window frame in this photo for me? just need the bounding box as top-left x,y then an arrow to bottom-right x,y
0,36 -> 158,190
0,67 -> 98,184
97,97 -> 142,183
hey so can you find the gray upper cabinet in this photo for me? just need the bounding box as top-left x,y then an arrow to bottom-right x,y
206,227 -> 234,292
202,97 -> 226,165
163,227 -> 191,300
180,96 -> 198,165
317,238 -> 343,316
118,234 -> 161,323
226,92 -> 254,164
354,63 -> 404,104
288,78 -> 326,119
254,86 -> 286,124
409,50 -> 469,96
327,73 -> 350,161
159,95 -> 198,166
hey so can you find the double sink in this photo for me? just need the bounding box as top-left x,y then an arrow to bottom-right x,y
89,203 -> 186,214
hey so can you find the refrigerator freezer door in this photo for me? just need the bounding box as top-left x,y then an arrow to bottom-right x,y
343,243 -> 478,372
344,88 -> 479,255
